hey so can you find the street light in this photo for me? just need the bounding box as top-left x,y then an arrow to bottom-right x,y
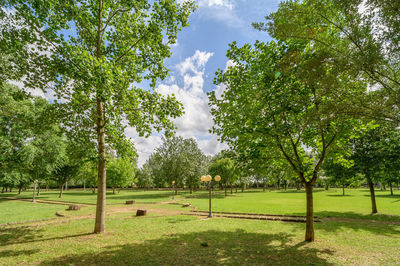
172,180 -> 175,200
32,180 -> 38,202
201,175 -> 221,218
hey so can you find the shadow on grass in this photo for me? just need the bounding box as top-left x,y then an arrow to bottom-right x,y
326,195 -> 354,197
38,229 -> 334,265
289,211 -> 400,236
0,226 -> 92,247
0,249 -> 40,258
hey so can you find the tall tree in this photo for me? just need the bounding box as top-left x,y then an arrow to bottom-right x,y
209,40 -> 365,241
260,0 -> 400,123
2,0 -> 195,233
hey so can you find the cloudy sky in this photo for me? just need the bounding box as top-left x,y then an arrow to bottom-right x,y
129,0 -> 280,165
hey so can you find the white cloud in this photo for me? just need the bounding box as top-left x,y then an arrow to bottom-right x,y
130,51 -> 228,166
199,0 -> 234,10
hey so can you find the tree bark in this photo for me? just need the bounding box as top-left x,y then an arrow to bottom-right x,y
390,183 -> 393,196
342,184 -> 345,196
305,182 -> 314,242
367,177 -> 378,213
230,184 -> 233,194
93,0 -> 106,234
18,185 -> 22,195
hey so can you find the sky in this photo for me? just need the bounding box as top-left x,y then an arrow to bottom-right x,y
129,0 -> 281,166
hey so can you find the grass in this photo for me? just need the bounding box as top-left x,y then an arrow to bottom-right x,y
1,188 -> 400,265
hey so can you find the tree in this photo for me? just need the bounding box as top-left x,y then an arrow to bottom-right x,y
147,136 -> 206,194
2,0 -> 196,233
349,125 -> 400,213
322,158 -> 356,196
209,40 -> 365,242
260,0 -> 400,123
208,158 -> 235,196
136,163 -> 153,189
107,157 -> 136,194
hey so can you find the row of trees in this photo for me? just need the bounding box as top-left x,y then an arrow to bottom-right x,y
208,0 -> 400,242
1,0 -> 196,233
0,84 -> 137,197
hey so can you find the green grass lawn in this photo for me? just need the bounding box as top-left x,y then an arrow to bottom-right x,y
1,188 -> 400,265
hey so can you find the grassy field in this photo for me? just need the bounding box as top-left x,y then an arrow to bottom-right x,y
1,188 -> 400,265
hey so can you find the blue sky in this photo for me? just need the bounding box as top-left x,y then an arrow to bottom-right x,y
131,0 -> 281,165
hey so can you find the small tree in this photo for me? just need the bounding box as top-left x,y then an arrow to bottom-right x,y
107,157 -> 136,194
208,158 -> 235,196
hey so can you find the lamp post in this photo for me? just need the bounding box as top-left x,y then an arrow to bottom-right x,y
201,175 -> 221,218
32,180 -> 38,202
172,180 -> 175,200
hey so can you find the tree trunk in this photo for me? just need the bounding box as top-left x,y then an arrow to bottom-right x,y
390,183 -> 393,196
46,182 -> 49,191
65,181 -> 68,191
175,187 -> 178,195
94,0 -> 106,234
59,184 -> 63,198
342,184 -> 345,196
230,184 -> 233,194
367,177 -> 378,213
10,187 -> 12,192
1,187 -> 4,193
92,185 -> 96,194
190,187 -> 193,194
242,184 -> 244,192
83,181 -> 86,191
18,185 -> 22,195
305,182 -> 314,242
5,186 -> 8,192
94,99 -> 107,234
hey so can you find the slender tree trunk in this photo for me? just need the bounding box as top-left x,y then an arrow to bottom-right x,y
305,182 -> 314,242
230,184 -> 233,194
1,187 -> 4,193
342,184 -> 345,196
83,181 -> 86,191
92,185 -> 96,194
5,187 -> 8,192
175,187 -> 178,195
190,187 -> 193,194
367,177 -> 378,213
18,185 -> 22,195
94,0 -> 106,234
59,184 -> 63,198
46,182 -> 49,191
390,183 -> 393,196
65,181 -> 68,191
10,187 -> 12,192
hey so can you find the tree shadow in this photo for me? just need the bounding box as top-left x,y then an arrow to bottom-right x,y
0,248 -> 40,258
0,226 -> 92,247
39,229 -> 335,265
326,195 -> 354,197
289,211 -> 400,237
